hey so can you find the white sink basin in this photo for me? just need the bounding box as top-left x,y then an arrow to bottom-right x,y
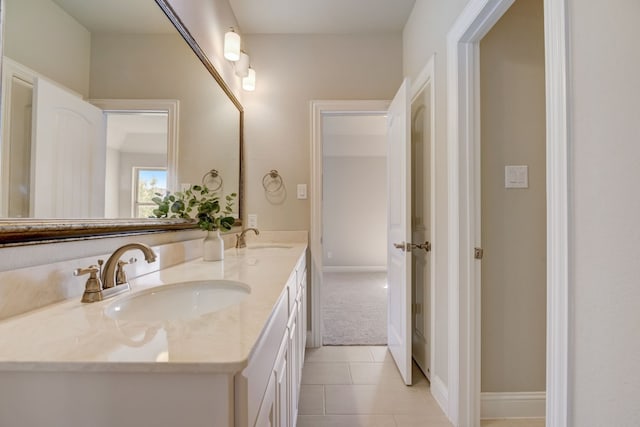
105,280 -> 250,321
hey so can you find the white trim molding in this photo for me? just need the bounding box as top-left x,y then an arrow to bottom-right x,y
543,0 -> 570,426
446,1 -> 516,425
89,98 -> 180,194
481,392 -> 546,419
410,54 -> 441,414
431,374 -> 450,414
446,0 -> 570,426
309,100 -> 390,348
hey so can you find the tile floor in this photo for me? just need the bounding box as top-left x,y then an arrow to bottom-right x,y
297,346 -> 545,427
298,345 -> 451,427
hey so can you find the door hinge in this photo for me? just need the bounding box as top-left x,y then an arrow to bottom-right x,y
411,303 -> 423,315
474,247 -> 483,260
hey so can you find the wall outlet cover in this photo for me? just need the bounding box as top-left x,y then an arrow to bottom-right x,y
297,184 -> 308,199
248,214 -> 258,228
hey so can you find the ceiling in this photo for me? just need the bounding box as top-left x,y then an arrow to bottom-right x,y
106,113 -> 168,154
52,0 -> 175,34
51,0 -> 416,36
228,0 -> 417,34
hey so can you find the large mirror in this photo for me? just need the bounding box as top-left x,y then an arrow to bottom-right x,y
0,0 -> 243,243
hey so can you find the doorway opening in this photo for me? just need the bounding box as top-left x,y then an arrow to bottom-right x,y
446,0 -> 568,425
103,111 -> 169,218
309,100 -> 389,349
321,113 -> 388,346
478,0 -> 546,424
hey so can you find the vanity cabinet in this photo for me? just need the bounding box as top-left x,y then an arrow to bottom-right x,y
246,257 -> 307,427
0,244 -> 308,427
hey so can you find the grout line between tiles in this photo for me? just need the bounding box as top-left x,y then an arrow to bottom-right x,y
347,362 -> 354,384
322,384 -> 326,415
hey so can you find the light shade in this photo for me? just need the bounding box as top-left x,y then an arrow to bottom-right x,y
224,30 -> 241,61
242,68 -> 256,91
235,51 -> 250,77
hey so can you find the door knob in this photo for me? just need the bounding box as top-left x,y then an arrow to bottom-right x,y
393,241 -> 431,252
393,242 -> 407,251
409,241 -> 431,252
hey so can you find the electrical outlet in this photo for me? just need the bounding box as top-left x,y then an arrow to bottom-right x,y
327,251 -> 333,259
180,183 -> 191,191
248,214 -> 258,228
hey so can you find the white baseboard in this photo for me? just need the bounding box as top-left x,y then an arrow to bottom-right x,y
481,392 -> 546,419
323,266 -> 387,273
431,374 -> 449,417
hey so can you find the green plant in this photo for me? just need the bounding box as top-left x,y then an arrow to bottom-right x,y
152,185 -> 237,231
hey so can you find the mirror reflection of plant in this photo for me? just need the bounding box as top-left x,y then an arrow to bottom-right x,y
152,185 -> 237,231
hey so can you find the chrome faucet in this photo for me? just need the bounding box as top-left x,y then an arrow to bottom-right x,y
235,228 -> 259,249
101,243 -> 157,289
75,243 -> 157,303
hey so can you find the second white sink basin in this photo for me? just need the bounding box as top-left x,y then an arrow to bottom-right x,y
105,280 -> 250,321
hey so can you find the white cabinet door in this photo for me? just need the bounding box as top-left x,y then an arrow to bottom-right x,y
386,78 -> 413,385
274,334 -> 289,427
254,371 -> 276,427
288,304 -> 299,426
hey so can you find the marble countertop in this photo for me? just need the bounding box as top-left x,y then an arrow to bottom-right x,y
0,243 -> 306,374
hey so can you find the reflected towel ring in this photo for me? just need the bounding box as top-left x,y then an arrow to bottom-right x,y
262,170 -> 283,193
201,169 -> 223,192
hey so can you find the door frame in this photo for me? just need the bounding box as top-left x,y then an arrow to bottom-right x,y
90,99 -> 180,194
409,54 -> 437,386
446,0 -> 569,426
309,100 -> 390,347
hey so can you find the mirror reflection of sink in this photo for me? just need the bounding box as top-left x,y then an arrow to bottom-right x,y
104,280 -> 250,321
247,244 -> 293,250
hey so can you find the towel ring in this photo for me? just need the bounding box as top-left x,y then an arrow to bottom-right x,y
262,170 -> 284,193
201,169 -> 223,192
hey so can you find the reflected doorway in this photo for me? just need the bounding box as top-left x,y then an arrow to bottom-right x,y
103,111 -> 168,218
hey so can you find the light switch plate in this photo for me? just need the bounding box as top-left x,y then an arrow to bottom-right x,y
247,214 -> 258,228
297,184 -> 307,199
180,183 -> 191,191
505,165 -> 528,188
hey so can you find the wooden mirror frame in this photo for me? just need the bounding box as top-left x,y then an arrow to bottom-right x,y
0,0 -> 244,247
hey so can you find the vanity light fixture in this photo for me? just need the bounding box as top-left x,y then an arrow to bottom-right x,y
224,28 -> 241,61
242,67 -> 256,91
235,51 -> 250,78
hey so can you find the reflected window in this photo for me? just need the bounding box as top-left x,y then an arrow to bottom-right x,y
133,168 -> 167,218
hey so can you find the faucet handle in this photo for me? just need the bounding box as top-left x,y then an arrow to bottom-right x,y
115,257 -> 137,286
74,265 -> 104,303
74,265 -> 100,277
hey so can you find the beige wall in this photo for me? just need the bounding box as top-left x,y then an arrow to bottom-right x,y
569,0 -> 640,425
4,0 -> 90,97
480,0 -> 546,393
88,34 -> 240,195
166,0 -> 243,99
323,155 -> 387,268
241,34 -> 403,231
403,0 -> 470,390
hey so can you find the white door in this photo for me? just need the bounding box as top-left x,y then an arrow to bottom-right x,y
387,78 -> 412,385
31,77 -> 105,217
411,85 -> 433,378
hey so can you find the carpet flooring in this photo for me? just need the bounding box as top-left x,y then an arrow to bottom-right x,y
322,271 -> 387,345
